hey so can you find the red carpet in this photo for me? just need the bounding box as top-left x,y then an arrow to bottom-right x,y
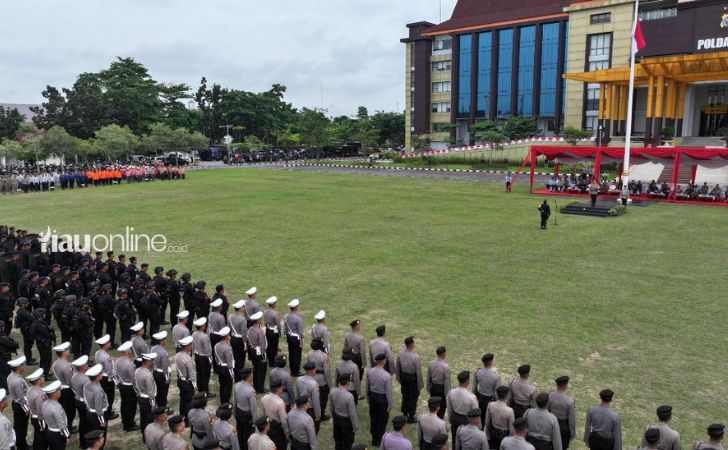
532,188 -> 728,207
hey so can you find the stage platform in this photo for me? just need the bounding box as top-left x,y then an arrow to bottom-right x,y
533,189 -> 728,207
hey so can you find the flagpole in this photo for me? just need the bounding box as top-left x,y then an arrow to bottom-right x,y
622,0 -> 640,196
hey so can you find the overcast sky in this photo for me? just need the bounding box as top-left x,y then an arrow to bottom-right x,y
0,0 -> 456,117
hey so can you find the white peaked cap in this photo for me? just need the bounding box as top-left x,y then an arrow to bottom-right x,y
86,364 -> 103,378
233,300 -> 246,309
266,296 -> 278,305
142,353 -> 158,361
9,356 -> 27,368
177,311 -> 190,319
95,335 -> 110,345
314,310 -> 326,320
288,299 -> 300,308
42,381 -> 61,394
118,341 -> 133,352
216,326 -> 230,337
53,342 -> 70,352
193,317 -> 207,327
246,287 -> 257,296
72,355 -> 89,367
178,336 -> 193,346
153,331 -> 167,341
26,368 -> 44,381
249,311 -> 263,321
130,322 -> 144,332
211,299 -> 223,308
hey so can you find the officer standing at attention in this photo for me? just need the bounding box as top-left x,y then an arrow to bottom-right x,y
583,389 -> 621,450
233,368 -> 257,450
131,322 -> 149,368
640,429 -> 661,450
306,339 -> 331,422
297,362 -> 322,433
455,408 -> 488,450
501,417 -> 536,450
214,326 -> 235,404
288,395 -> 318,450
525,393 -> 562,450
343,319 -> 366,381
162,415 -> 188,450
135,352 -> 158,438
144,407 -> 168,450
330,375 -> 359,450
311,310 -> 329,354
33,308 -> 56,377
261,380 -> 289,450
248,416 -> 276,450
447,371 -> 478,447
26,368 -> 47,450
151,331 -> 172,409
263,297 -> 282,363
485,386 -> 516,450
694,424 -> 725,450
0,387 -> 16,450
369,326 -> 396,374
114,341 -> 140,431
192,317 -> 213,398
188,393 -> 217,450
335,352 -> 361,404
416,397 -> 447,450
70,355 -> 91,449
175,336 -> 196,422
508,365 -> 537,419
94,335 -> 118,421
244,288 -> 260,326
207,299 -> 226,350
247,311 -> 268,394
269,356 -> 294,411
172,311 -> 191,353
427,347 -> 450,420
548,377 -> 575,450
84,364 -> 110,448
229,301 -> 248,382
7,356 -> 30,450
473,353 -> 500,429
42,381 -> 71,450
380,415 -> 413,450
538,201 -> 551,231
366,353 -> 393,447
214,403 -> 240,450
396,336 -> 423,424
641,406 -> 681,450
284,299 -> 304,377
52,342 -> 76,433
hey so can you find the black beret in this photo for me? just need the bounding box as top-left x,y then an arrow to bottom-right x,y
152,406 -> 169,417
496,386 -> 510,396
270,379 -> 283,389
392,415 -> 407,429
303,362 -> 316,371
374,353 -> 387,362
141,263 -> 149,267
216,284 -> 224,291
255,416 -> 269,430
656,405 -> 672,415
555,376 -> 570,386
338,374 -> 352,385
295,395 -> 309,406
432,434 -> 448,447
436,346 -> 447,355
708,424 -> 725,437
341,352 -> 352,361
513,417 -> 528,431
84,430 -> 104,441
644,428 -> 661,444
428,397 -> 442,409
517,364 -> 531,375
376,325 -> 386,335
599,389 -> 614,401
168,415 -> 184,431
467,408 -> 481,418
349,319 -> 360,328
404,336 -> 415,345
457,371 -> 470,383
482,353 -> 494,363
241,368 -> 253,378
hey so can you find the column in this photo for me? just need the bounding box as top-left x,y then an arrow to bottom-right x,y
645,76 -> 655,144
619,84 -> 628,135
664,79 -> 676,129
604,83 -> 612,141
676,83 -> 686,137
653,75 -> 665,140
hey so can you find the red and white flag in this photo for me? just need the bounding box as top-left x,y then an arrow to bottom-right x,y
632,19 -> 646,54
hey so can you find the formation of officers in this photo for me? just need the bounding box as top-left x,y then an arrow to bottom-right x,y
0,230 -> 725,450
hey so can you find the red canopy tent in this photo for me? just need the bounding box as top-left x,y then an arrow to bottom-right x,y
516,146 -> 728,193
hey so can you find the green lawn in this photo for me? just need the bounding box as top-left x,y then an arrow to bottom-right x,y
2,168 -> 728,450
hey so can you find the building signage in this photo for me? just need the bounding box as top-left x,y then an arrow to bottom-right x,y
641,3 -> 728,57
697,37 -> 728,50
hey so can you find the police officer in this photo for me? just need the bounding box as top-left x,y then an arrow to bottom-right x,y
151,332 -> 172,409
166,270 -> 181,326
0,320 -> 18,391
269,356 -> 293,411
115,341 -> 139,432
539,201 -> 551,230
310,310 -> 329,354
51,342 -> 76,433
525,393 -> 562,450
115,289 -> 136,343
14,297 -> 35,363
263,297 -> 281,363
172,311 -> 191,353
42,381 -> 71,450
213,404 -> 239,450
343,319 -> 366,381
193,281 -> 210,327
191,317 -> 213,397
247,312 -> 267,394
335,352 -> 361,405
152,267 -> 168,325
243,287 -> 260,325
508,365 -> 537,419
486,386 -> 516,449
288,395 -> 317,450
366,353 -> 393,447
180,274 -> 195,331
188,393 -> 216,450
297,362 -> 321,433
695,424 -> 725,450
417,397 -> 447,450
93,335 -> 118,421
144,407 -> 168,450
233,368 -> 257,450
284,299 -> 304,376
211,284 -> 229,320
396,336 -> 423,424
369,326 -> 396,374
214,327 -> 235,404
147,281 -> 164,338
71,355 -> 92,449
8,355 -> 31,450
175,336 -> 196,422
427,346 -> 450,420
97,285 -> 116,346
162,415 -> 187,450
330,375 -> 359,450
456,408 -> 488,450
135,352 -> 158,438
74,299 -> 94,357
229,301 -> 248,382
26,368 -> 47,450
32,308 -> 55,376
447,371 -> 478,446
474,353 -> 500,429
548,377 -> 575,450
84,364 -> 110,450
261,380 -> 288,450
131,321 -> 149,368
641,406 -> 681,450
583,390 -> 621,450
307,339 -> 331,421
501,417 -> 534,450
208,299 -> 226,350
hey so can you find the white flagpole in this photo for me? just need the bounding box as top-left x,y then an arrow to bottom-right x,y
622,0 -> 640,195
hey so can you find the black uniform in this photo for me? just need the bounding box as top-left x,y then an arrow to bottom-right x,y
539,202 -> 551,230
0,331 -> 19,390
30,317 -> 55,374
14,306 -> 34,361
72,307 -> 94,357
115,298 -> 136,343
166,277 -> 181,325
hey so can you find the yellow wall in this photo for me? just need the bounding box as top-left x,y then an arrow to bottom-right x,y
429,53 -> 452,143
564,0 -> 633,129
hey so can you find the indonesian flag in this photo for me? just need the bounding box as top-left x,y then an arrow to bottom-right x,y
632,19 -> 646,54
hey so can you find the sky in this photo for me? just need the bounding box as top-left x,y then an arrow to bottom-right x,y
0,0 -> 456,117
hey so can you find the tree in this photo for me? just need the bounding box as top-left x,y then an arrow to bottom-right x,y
19,137 -> 50,163
93,125 -> 139,160
504,116 -> 540,140
0,106 -> 25,140
370,111 -> 405,147
141,123 -> 208,153
562,126 -> 592,146
296,108 -> 332,153
195,77 -> 225,144
0,138 -> 24,164
412,134 -> 431,151
38,126 -> 84,163
473,121 -> 508,163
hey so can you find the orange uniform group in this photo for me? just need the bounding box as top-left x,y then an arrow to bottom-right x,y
86,169 -> 122,184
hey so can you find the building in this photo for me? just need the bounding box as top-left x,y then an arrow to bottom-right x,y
403,0 -> 728,150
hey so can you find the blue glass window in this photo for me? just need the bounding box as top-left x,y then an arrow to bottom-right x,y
517,26 -> 535,116
458,34 -> 472,118
562,22 -> 568,117
497,29 -> 513,118
539,23 -> 559,117
476,32 -> 492,117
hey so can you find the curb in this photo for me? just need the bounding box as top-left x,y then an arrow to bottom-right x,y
281,163 -> 555,177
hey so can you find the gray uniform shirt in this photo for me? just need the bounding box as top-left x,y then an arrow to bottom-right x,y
247,433 -> 275,450
641,423 -> 681,450
192,331 -> 212,357
135,367 -> 157,404
172,324 -> 190,348
548,391 -> 576,440
213,420 -> 240,450
310,323 -> 329,352
501,435 -> 536,450
366,366 -> 393,408
233,381 -> 257,420
144,422 -> 166,450
244,300 -> 260,319
188,408 -> 216,449
263,308 -> 281,334
369,338 -> 396,373
474,367 -> 501,397
162,433 -> 187,450
132,335 -> 149,362
83,382 -> 109,423
229,314 -> 248,344
396,348 -> 423,390
175,351 -> 197,388
447,387 -> 478,417
214,341 -> 235,377
525,407 -> 562,450
152,345 -> 171,382
456,424 -> 489,450
262,393 -> 289,437
52,358 -> 74,389
70,372 -> 89,404
284,312 -> 304,344
288,408 -> 317,449
427,359 -> 451,394
208,312 -> 226,334
116,356 -> 136,386
41,399 -> 68,435
247,325 -> 267,359
417,413 -> 447,445
27,386 -> 46,419
269,368 -> 294,406
295,376 -> 321,419
583,404 -> 622,450
7,372 -> 28,410
343,332 -> 366,361
508,378 -> 536,408
95,350 -> 115,379
329,387 -> 359,430
335,360 -> 361,397
306,349 -> 331,387
486,400 -> 516,435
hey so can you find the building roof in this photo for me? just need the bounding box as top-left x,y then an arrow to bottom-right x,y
0,104 -> 39,124
423,0 -> 573,35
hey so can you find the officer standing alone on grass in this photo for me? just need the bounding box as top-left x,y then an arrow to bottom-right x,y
539,201 -> 551,230
583,389 -> 621,450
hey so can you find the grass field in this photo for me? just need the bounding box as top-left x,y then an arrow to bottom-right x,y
2,167 -> 728,450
